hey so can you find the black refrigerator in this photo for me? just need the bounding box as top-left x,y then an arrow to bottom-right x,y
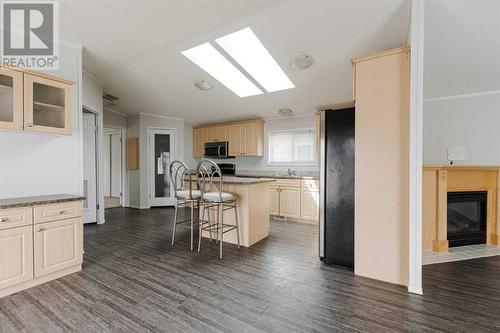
319,107 -> 355,269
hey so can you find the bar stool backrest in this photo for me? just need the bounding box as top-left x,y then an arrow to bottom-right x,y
169,160 -> 192,198
197,159 -> 223,199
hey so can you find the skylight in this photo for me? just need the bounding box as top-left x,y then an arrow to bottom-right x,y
181,43 -> 263,98
216,27 -> 295,93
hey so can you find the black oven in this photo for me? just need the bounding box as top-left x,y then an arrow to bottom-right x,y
204,141 -> 229,159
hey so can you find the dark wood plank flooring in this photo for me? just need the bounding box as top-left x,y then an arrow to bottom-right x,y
0,207 -> 499,332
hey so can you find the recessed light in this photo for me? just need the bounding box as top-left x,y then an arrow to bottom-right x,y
216,27 -> 295,93
181,43 -> 263,98
194,79 -> 213,91
290,54 -> 314,70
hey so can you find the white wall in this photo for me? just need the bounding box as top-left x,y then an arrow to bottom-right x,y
104,108 -> 127,128
423,93 -> 500,166
189,115 -> 319,173
0,44 -> 83,199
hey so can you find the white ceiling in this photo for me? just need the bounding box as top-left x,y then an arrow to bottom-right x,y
60,0 -> 411,124
424,0 -> 500,99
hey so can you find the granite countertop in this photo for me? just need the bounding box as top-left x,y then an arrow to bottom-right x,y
219,176 -> 276,185
235,172 -> 319,180
0,194 -> 85,210
187,175 -> 275,185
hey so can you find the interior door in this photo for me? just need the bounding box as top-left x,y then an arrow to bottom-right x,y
82,111 -> 97,223
110,132 -> 122,198
149,129 -> 175,206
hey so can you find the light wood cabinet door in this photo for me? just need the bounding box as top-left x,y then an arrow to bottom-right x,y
193,128 -> 206,157
227,124 -> 243,156
243,122 -> 264,156
0,67 -> 23,130
0,226 -> 33,290
23,73 -> 72,135
301,189 -> 320,221
279,186 -> 301,219
34,218 -> 83,278
206,127 -> 221,143
269,186 -> 280,215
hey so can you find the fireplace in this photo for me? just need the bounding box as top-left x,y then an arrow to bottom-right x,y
447,191 -> 487,247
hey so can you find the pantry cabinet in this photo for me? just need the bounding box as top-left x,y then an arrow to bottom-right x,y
0,65 -> 74,135
0,67 -> 23,130
193,120 -> 264,157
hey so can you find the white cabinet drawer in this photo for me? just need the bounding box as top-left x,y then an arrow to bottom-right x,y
0,207 -> 33,231
34,201 -> 82,224
272,179 -> 301,188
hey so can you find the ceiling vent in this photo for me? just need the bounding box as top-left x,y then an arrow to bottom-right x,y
103,93 -> 119,105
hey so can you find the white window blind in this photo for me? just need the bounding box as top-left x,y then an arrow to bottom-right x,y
268,129 -> 316,164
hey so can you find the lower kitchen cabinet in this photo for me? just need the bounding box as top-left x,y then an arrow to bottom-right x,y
0,226 -> 33,290
269,178 -> 319,223
0,198 -> 83,298
280,187 -> 301,219
301,188 -> 320,221
34,218 -> 83,278
269,185 -> 280,215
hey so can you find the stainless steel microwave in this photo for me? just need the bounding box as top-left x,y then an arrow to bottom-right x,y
204,141 -> 229,159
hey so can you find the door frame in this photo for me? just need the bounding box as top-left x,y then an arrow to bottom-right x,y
82,107 -> 101,224
148,127 -> 176,207
103,126 -> 127,207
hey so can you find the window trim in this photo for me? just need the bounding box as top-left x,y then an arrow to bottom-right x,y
266,127 -> 318,166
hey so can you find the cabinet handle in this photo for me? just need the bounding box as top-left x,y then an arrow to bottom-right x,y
59,210 -> 65,214
36,228 -> 44,232
0,217 -> 7,222
26,122 -> 33,127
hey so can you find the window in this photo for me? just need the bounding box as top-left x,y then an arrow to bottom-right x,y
268,129 -> 316,164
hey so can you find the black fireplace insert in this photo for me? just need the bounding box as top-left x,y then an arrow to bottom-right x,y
447,191 -> 487,247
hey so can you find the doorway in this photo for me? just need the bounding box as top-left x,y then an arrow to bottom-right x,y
82,110 -> 98,224
103,127 -> 123,209
149,128 -> 176,207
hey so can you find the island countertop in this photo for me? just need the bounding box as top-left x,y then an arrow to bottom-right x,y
0,194 -> 86,210
186,174 -> 276,185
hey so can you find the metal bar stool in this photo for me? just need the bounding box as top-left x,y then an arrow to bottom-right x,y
197,159 -> 240,259
170,160 -> 202,251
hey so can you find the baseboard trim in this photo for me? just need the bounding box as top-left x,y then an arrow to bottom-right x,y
0,264 -> 81,298
408,285 -> 423,295
127,205 -> 150,209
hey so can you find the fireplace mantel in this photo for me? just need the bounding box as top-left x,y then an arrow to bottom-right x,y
423,166 -> 500,252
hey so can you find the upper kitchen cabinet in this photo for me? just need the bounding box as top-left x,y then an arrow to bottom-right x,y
192,119 -> 264,157
0,67 -> 23,130
243,121 -> 264,156
24,74 -> 73,135
193,128 -> 207,158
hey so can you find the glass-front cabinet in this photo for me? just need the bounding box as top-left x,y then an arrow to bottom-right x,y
0,67 -> 23,130
23,74 -> 72,135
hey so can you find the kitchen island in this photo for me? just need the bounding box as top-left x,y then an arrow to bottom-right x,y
193,176 -> 275,247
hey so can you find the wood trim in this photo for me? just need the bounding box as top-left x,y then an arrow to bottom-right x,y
0,264 -> 81,298
352,46 -> 410,64
0,64 -> 74,85
194,119 -> 264,129
432,239 -> 449,252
